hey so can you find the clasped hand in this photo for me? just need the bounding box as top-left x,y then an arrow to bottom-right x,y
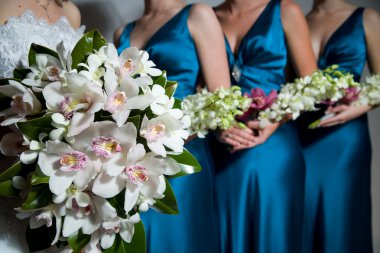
218,121 -> 281,153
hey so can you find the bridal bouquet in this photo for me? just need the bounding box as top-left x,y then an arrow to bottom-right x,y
0,30 -> 200,253
181,86 -> 251,137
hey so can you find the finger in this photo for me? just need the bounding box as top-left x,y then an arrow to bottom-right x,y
246,121 -> 261,130
222,136 -> 242,147
318,117 -> 343,127
327,105 -> 348,114
320,121 -> 342,127
229,128 -> 258,143
230,142 -> 258,153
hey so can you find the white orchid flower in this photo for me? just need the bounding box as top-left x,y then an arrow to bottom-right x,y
140,114 -> 187,157
23,54 -> 64,88
49,113 -> 74,143
16,204 -> 65,245
58,189 -> 117,238
0,80 -> 42,126
103,70 -> 154,127
38,140 -> 96,195
118,47 -> 161,77
100,214 -> 140,249
148,85 -> 183,117
97,44 -> 120,70
92,144 -> 167,213
20,133 -> 47,164
71,121 -> 137,175
78,54 -> 105,85
43,72 -> 105,137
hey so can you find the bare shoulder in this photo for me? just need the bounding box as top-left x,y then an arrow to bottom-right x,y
62,1 -> 81,28
188,3 -> 217,24
0,0 -> 23,24
363,8 -> 380,30
114,24 -> 127,46
280,0 -> 304,20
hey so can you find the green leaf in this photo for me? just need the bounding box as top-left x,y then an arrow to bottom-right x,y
107,190 -> 127,219
164,80 -> 178,98
103,221 -> 146,253
127,115 -> 141,129
17,115 -> 53,140
0,180 -> 18,196
0,161 -> 23,182
71,30 -> 107,69
28,43 -> 59,66
13,68 -> 31,80
26,223 -> 56,252
67,230 -> 91,253
167,148 -> 202,178
152,73 -> 167,88
173,98 -> 182,109
21,185 -> 53,210
153,177 -> 178,214
31,165 -> 49,185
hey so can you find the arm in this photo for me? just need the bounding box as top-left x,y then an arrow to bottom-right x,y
62,1 -> 81,29
188,3 -> 231,91
114,25 -> 125,48
318,8 -> 380,128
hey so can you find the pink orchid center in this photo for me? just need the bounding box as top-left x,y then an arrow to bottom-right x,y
59,151 -> 88,172
46,66 -> 61,81
126,165 -> 149,185
105,91 -> 127,113
92,136 -> 122,158
59,96 -> 79,119
11,94 -> 29,115
122,59 -> 133,74
144,123 -> 166,142
71,198 -> 94,216
104,224 -> 121,234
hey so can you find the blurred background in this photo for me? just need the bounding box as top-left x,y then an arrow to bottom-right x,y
71,0 -> 380,250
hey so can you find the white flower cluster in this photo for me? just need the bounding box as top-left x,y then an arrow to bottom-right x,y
258,66 -> 360,127
354,74 -> 380,106
181,86 -> 251,137
0,34 -> 191,252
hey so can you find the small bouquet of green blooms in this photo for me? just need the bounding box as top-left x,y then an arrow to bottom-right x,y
181,86 -> 252,137
0,30 -> 201,253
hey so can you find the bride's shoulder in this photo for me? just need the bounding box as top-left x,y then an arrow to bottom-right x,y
0,0 -> 24,24
61,1 -> 81,28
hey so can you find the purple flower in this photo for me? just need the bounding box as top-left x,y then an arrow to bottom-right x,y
342,87 -> 359,104
237,88 -> 277,122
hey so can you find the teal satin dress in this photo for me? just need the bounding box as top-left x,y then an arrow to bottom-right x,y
118,5 -> 220,253
211,0 -> 305,252
298,8 -> 373,253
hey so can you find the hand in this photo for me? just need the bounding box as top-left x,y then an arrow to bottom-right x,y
230,120 -> 281,152
217,127 -> 258,151
318,104 -> 372,127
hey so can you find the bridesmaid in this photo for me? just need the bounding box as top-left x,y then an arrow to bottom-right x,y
212,0 -> 316,252
114,1 -> 243,252
298,0 -> 380,252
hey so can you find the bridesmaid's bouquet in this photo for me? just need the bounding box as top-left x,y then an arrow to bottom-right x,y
0,31 -> 201,253
181,86 -> 251,137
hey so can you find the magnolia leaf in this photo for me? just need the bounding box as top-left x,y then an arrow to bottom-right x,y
107,191 -> 127,219
28,43 -> 59,67
17,115 -> 53,141
167,148 -> 202,178
71,30 -> 107,69
26,223 -> 57,252
0,180 -> 18,196
13,69 -> 31,80
152,73 -> 167,88
0,161 -> 23,182
103,221 -> 146,253
21,185 -> 53,210
67,230 -> 91,253
152,177 -> 178,214
173,98 -> 182,110
31,165 -> 49,185
127,115 -> 140,130
164,80 -> 178,98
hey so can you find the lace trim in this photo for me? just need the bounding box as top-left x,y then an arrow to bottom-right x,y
0,10 -> 85,78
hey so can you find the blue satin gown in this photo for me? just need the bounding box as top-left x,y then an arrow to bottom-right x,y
117,5 -> 220,253
298,8 -> 373,253
211,0 -> 305,252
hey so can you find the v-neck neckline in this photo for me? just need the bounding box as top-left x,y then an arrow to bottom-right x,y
224,0 -> 273,58
129,5 -> 189,50
318,8 -> 361,59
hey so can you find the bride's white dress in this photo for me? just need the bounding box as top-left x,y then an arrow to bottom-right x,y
0,10 -> 84,252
